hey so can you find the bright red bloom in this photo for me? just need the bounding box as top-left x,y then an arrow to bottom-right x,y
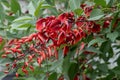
57,31 -> 66,45
74,74 -> 79,80
29,65 -> 34,72
76,16 -> 86,28
15,73 -> 19,78
58,12 -> 75,23
0,36 -> 2,44
84,6 -> 93,17
92,23 -> 101,33
103,20 -> 110,28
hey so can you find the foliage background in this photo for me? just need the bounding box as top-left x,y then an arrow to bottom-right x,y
0,0 -> 120,80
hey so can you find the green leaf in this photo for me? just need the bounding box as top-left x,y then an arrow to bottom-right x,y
0,3 -> 5,22
117,57 -> 120,66
100,41 -> 113,61
25,77 -> 36,80
69,0 -> 82,10
74,9 -> 83,16
97,63 -> 108,73
105,0 -> 111,5
85,46 -> 102,54
88,38 -> 106,47
0,40 -> 5,50
62,47 -> 77,80
28,1 -> 35,16
112,67 -> 120,75
42,4 -> 52,8
13,16 -> 33,23
94,0 -> 106,7
108,0 -> 114,7
0,72 -> 5,80
45,0 -> 55,5
68,62 -> 79,80
107,31 -> 119,42
88,9 -> 104,20
62,55 -> 70,80
34,1 -> 43,17
10,0 -> 21,14
1,0 -> 10,8
48,72 -> 57,80
109,12 -> 119,32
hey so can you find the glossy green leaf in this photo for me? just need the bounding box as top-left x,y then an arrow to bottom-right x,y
105,0 -> 111,5
10,0 -> 21,14
94,0 -> 106,7
0,40 -> 5,50
88,38 -> 106,47
28,1 -> 35,16
68,62 -> 79,80
107,31 -> 119,42
100,41 -> 113,61
69,0 -> 82,10
34,1 -> 43,17
109,12 -> 119,32
62,48 -> 77,80
88,9 -> 104,20
45,0 -> 55,5
25,77 -> 36,80
97,63 -> 108,73
13,16 -> 33,23
117,57 -> 120,66
112,67 -> 120,75
48,72 -> 57,80
0,3 -> 5,22
85,46 -> 102,54
74,9 -> 83,16
1,0 -> 9,7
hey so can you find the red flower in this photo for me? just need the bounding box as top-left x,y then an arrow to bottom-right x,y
36,16 -> 56,32
92,23 -> 101,33
57,31 -> 66,45
103,20 -> 110,28
80,4 -> 87,9
76,16 -> 86,28
29,65 -> 34,72
0,36 -> 3,44
84,6 -> 93,17
58,12 -> 74,23
15,73 -> 19,78
74,74 -> 79,80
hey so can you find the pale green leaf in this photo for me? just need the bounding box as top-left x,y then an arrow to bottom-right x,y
107,31 -> 119,42
88,38 -> 106,47
69,0 -> 82,10
88,9 -> 104,20
10,0 -> 21,14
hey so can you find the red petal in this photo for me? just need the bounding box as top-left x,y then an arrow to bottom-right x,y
36,18 -> 46,31
48,47 -> 52,57
30,65 -> 34,72
63,46 -> 69,56
57,31 -> 66,45
4,70 -> 9,74
74,74 -> 79,80
80,42 -> 85,50
2,54 -> 7,58
15,73 -> 19,78
92,23 -> 101,33
37,32 -> 46,43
